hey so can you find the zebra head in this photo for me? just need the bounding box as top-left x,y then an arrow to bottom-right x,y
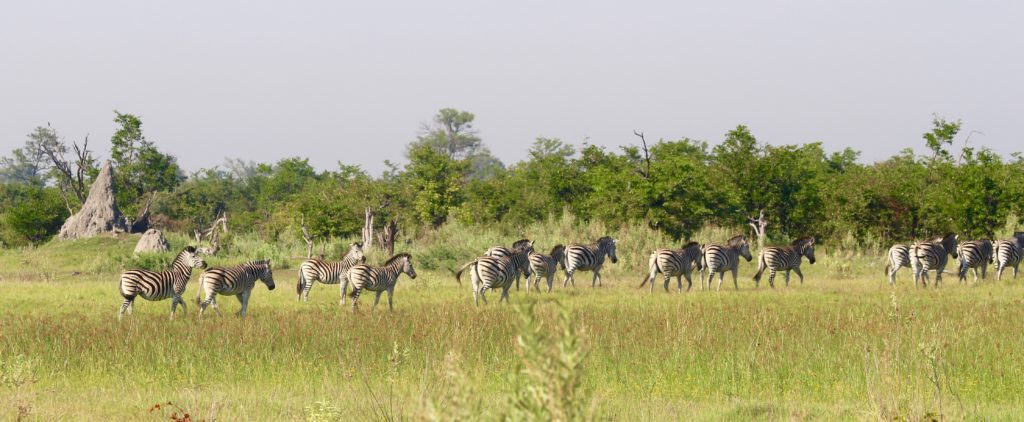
550,245 -> 567,269
940,234 -> 959,259
796,237 -> 816,264
682,242 -> 703,270
512,238 -> 533,249
346,242 -> 367,264
511,244 -> 534,274
258,260 -> 276,290
728,235 -> 753,262
598,236 -> 618,264
181,246 -> 208,269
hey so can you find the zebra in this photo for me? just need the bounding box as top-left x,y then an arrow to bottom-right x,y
118,246 -> 207,320
956,239 -> 993,283
484,238 -> 533,290
455,245 -> 532,305
527,244 -> 566,293
195,260 -> 275,318
563,236 -> 618,288
993,232 -> 1024,281
884,244 -> 911,284
639,242 -> 704,293
296,242 -> 366,304
910,233 -> 958,288
346,253 -> 417,312
752,237 -> 816,288
700,235 -> 753,291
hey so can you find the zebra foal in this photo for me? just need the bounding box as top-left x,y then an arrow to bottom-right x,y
563,236 -> 618,288
752,237 -> 816,288
347,253 -> 417,312
527,244 -> 566,293
195,260 -> 275,318
700,235 -> 753,291
456,245 -> 532,305
296,242 -> 366,304
639,242 -> 703,293
956,239 -> 992,283
118,246 -> 207,320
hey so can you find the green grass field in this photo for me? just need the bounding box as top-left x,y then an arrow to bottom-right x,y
2,232 -> 1023,421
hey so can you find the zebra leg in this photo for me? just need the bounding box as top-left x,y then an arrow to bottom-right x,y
340,279 -> 348,305
1013,264 -> 1019,279
664,274 -> 672,293
350,289 -> 361,313
768,270 -> 777,288
118,297 -> 135,320
784,270 -> 791,287
387,287 -> 394,311
716,271 -> 725,291
500,286 -> 511,303
981,263 -> 987,281
676,275 -> 683,292
170,296 -> 185,320
793,267 -> 804,285
563,270 -> 572,288
199,294 -> 216,319
731,268 -> 739,291
683,270 -> 693,291
302,280 -> 314,303
546,273 -> 554,293
237,291 -> 250,317
592,270 -> 600,288
887,265 -> 898,285
372,291 -> 383,311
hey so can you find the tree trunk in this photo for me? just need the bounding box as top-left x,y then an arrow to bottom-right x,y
378,219 -> 398,256
300,213 -> 315,259
748,209 -> 768,250
362,206 -> 374,250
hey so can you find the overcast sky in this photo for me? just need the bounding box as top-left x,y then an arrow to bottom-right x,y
2,0 -> 1022,174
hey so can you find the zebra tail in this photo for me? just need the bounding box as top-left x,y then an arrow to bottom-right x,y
194,275 -> 204,306
884,263 -> 890,276
296,269 -> 305,296
639,255 -> 658,288
453,261 -> 476,285
752,252 -> 766,282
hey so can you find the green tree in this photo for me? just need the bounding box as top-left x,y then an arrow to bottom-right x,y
109,111 -> 183,214
405,144 -> 469,228
409,108 -> 503,179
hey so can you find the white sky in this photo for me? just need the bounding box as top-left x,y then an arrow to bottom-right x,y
2,0 -> 1022,173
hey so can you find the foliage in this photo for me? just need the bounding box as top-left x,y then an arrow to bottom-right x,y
109,111 -> 183,215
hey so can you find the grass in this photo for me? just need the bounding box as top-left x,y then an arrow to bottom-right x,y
2,224 -> 1024,420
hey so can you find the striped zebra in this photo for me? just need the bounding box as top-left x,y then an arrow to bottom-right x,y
346,253 -> 417,312
956,239 -> 993,283
485,239 -> 534,290
455,245 -> 532,305
993,232 -> 1024,280
563,236 -> 618,288
296,242 -> 366,304
910,233 -> 958,287
752,237 -> 816,288
700,235 -> 753,291
195,260 -> 275,318
884,244 -> 911,284
118,246 -> 207,320
527,244 -> 566,293
639,242 -> 704,293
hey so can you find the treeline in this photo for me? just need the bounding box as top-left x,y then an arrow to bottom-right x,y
1,109 -> 1022,247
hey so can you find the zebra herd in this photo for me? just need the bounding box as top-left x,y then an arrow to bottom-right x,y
885,232 -> 1024,286
114,230 -> 1024,318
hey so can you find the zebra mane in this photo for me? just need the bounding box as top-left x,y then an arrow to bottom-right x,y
512,239 -> 532,248
183,246 -> 197,254
550,244 -> 565,257
727,235 -> 746,247
385,253 -> 412,266
791,236 -> 814,246
681,241 -> 700,250
596,236 -> 615,245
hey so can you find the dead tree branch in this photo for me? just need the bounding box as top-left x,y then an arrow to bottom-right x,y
633,130 -> 652,179
300,213 -> 315,259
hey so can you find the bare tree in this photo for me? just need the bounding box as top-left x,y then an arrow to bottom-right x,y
378,218 -> 398,256
748,209 -> 768,250
35,128 -> 95,213
362,206 -> 375,250
300,213 -> 315,259
194,210 -> 228,255
633,130 -> 652,179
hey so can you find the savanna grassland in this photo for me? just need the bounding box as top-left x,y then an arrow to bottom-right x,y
2,221 -> 1024,421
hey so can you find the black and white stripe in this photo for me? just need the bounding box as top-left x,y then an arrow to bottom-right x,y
752,237 -> 816,288
456,246 -> 532,305
700,235 -> 753,291
956,240 -> 993,283
639,242 -> 703,293
885,244 -> 911,284
346,253 -> 417,312
563,236 -> 618,288
993,232 -> 1024,281
195,260 -> 275,318
910,233 -> 958,287
484,239 -> 533,290
118,246 -> 207,320
296,242 -> 366,304
527,244 -> 566,293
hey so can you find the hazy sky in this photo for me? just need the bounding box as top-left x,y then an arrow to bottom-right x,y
2,1 -> 1022,174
